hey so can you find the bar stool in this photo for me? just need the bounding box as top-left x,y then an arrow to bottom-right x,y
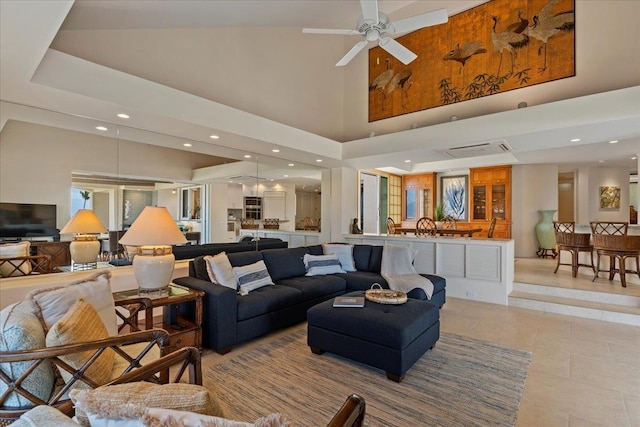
554,231 -> 595,277
592,234 -> 640,287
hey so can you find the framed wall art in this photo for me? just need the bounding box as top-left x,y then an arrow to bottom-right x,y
599,186 -> 620,210
441,175 -> 468,221
368,0 -> 576,121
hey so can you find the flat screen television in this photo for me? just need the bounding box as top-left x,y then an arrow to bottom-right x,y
0,203 -> 59,239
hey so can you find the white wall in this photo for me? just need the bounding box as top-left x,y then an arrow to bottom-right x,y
588,167 -> 631,222
512,164 -> 559,257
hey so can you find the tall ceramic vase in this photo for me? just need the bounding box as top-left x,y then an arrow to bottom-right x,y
535,209 -> 557,257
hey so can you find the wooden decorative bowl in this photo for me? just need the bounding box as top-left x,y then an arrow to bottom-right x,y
365,283 -> 408,305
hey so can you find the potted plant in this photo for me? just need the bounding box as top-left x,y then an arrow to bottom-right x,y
434,204 -> 445,229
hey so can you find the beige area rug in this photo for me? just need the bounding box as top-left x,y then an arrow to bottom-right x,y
205,329 -> 531,427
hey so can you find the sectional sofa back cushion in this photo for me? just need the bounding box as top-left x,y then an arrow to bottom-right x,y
261,247 -> 310,282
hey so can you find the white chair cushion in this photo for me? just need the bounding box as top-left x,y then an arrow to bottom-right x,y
26,270 -> 117,336
0,241 -> 32,277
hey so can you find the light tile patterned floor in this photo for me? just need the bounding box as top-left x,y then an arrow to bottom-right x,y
201,259 -> 640,427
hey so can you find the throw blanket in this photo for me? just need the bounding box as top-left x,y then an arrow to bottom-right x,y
381,245 -> 434,299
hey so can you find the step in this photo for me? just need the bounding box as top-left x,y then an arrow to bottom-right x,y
508,291 -> 640,326
513,281 -> 640,308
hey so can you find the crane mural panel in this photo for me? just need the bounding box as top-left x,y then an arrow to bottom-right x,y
368,0 -> 575,122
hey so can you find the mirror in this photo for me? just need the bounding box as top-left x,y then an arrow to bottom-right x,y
0,102 -> 326,250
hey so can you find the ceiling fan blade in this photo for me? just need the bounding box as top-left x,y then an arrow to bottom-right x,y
379,37 -> 417,65
360,0 -> 379,25
387,9 -> 448,34
303,28 -> 361,35
336,40 -> 369,67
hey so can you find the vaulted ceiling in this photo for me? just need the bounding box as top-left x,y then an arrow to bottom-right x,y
1,0 -> 639,175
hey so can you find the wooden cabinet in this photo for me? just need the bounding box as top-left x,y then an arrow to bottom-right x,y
402,173 -> 436,221
470,166 -> 512,238
29,241 -> 71,268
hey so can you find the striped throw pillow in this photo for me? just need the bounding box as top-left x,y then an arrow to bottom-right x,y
303,253 -> 345,276
233,260 -> 274,293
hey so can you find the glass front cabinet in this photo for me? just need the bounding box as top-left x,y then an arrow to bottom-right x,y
470,166 -> 511,238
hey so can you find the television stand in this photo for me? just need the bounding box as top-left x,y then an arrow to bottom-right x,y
29,241 -> 71,269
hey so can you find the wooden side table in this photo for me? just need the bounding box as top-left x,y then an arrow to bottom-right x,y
113,284 -> 204,353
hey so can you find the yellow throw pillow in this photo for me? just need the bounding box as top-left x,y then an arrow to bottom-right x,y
45,299 -> 115,388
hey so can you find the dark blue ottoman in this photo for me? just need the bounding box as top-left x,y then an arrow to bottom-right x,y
307,291 -> 440,382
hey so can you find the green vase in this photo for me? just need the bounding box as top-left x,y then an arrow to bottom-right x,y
535,210 -> 557,249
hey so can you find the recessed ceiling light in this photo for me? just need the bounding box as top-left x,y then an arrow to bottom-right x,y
95,126 -> 108,131
117,113 -> 130,119
272,149 -> 280,153
404,160 -> 411,163
570,138 -> 581,142
316,159 -> 322,163
632,156 -> 637,160
288,163 -> 294,167
244,155 -> 251,158
450,115 -> 458,121
284,174 -> 289,178
609,140 -> 618,144
270,179 -> 274,182
183,143 -> 192,147
598,160 -> 605,163
209,135 -> 220,139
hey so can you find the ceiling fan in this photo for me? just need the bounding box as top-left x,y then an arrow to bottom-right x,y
303,0 -> 448,66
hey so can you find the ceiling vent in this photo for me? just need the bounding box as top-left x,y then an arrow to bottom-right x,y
441,140 -> 512,159
226,175 -> 267,183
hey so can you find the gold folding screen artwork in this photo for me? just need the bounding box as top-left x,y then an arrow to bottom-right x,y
368,0 -> 575,121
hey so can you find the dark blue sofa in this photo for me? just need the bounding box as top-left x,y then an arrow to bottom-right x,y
172,237 -> 287,260
173,244 -> 446,354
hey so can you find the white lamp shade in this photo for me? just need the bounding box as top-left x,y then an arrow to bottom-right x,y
60,210 -> 107,235
119,206 -> 187,246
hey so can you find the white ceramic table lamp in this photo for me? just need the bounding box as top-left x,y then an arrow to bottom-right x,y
59,209 -> 108,269
118,206 -> 187,294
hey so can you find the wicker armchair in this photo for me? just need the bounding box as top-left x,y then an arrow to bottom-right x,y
0,329 -> 201,424
416,217 -> 437,236
591,234 -> 640,288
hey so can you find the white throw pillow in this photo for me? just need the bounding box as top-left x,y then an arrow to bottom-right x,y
303,253 -> 345,276
204,252 -> 237,290
0,241 -> 32,277
26,270 -> 118,336
322,243 -> 356,272
233,260 -> 274,293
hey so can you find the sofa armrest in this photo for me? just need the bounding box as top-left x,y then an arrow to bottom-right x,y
172,277 -> 238,353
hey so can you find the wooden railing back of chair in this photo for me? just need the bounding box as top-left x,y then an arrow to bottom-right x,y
416,217 -> 437,236
590,221 -> 628,235
0,255 -> 51,277
553,221 -> 575,233
0,329 -> 202,424
442,217 -> 457,230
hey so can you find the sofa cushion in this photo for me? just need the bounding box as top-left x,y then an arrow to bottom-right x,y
303,253 -> 345,276
261,247 -> 309,282
227,250 -> 264,267
204,252 -> 237,290
0,241 -> 31,277
352,245 -> 372,272
306,245 -> 324,256
233,260 -> 274,293
71,382 -> 225,427
0,301 -> 54,407
236,285 -> 303,321
322,243 -> 356,272
275,275 -> 347,300
337,271 -> 388,291
45,299 -> 115,388
26,270 -> 117,336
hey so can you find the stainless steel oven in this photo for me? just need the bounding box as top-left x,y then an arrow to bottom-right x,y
244,197 -> 262,220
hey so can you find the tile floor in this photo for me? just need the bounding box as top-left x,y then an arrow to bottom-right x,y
201,259 -> 640,427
